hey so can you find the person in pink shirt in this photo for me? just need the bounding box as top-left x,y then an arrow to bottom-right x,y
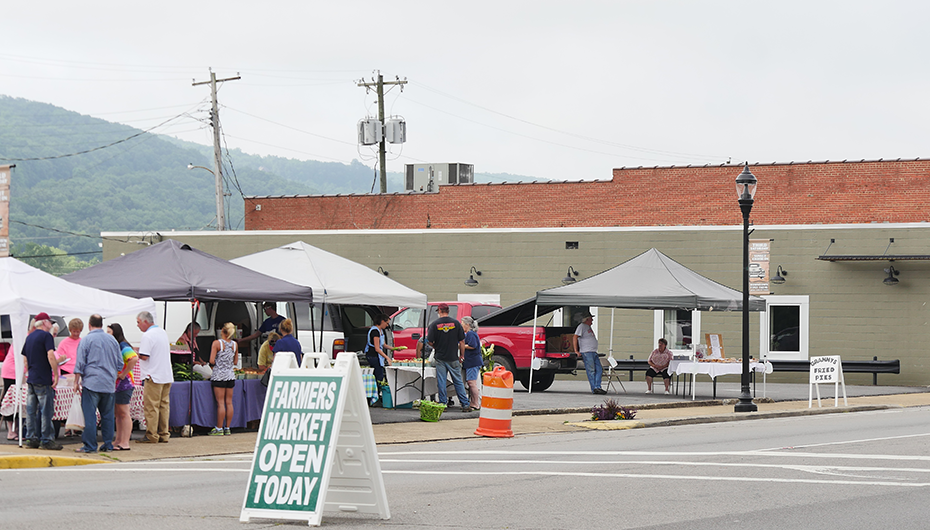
55,318 -> 83,375
645,338 -> 673,394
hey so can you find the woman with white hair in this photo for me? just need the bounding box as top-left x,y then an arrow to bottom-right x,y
461,316 -> 482,410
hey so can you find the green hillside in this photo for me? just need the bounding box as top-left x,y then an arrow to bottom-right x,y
0,96 -> 539,274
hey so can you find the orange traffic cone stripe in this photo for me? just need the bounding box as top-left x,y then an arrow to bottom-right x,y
475,366 -> 514,438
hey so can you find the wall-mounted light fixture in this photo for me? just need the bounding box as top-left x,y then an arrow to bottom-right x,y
465,266 -> 481,287
883,266 -> 900,286
771,265 -> 788,285
377,266 -> 389,276
562,266 -> 580,285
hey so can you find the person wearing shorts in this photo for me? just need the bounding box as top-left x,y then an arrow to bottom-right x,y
646,338 -> 673,394
209,322 -> 238,436
107,323 -> 138,451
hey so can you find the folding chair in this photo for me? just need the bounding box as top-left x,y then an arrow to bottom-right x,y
602,355 -> 626,393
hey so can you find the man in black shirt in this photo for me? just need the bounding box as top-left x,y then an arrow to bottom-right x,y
426,303 -> 472,412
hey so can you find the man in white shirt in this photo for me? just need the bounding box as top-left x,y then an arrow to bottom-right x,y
573,310 -> 606,395
136,311 -> 173,444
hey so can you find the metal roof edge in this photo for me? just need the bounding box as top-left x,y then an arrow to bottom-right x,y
102,221 -> 930,239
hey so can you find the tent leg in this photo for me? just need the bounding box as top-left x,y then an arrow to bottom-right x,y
529,303 -> 539,394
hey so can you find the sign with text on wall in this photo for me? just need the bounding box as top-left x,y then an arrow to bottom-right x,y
748,239 -> 771,295
240,352 -> 390,527
808,355 -> 848,408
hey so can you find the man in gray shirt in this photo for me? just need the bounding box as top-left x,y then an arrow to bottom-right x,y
573,310 -> 605,395
73,314 -> 123,453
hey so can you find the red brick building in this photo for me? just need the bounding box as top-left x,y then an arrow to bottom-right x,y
244,158 -> 930,230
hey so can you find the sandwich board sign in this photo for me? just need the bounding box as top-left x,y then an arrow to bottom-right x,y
240,351 -> 390,526
808,355 -> 848,408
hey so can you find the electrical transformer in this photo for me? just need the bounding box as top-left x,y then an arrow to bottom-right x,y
384,118 -> 406,144
357,119 -> 382,146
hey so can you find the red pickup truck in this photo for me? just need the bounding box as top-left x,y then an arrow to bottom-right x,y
390,300 -> 583,391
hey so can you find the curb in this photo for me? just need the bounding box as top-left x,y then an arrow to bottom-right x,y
512,398 -> 775,416
565,420 -> 644,430
639,404 -> 897,428
0,454 -> 110,469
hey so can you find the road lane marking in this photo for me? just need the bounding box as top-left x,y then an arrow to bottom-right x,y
381,469 -> 930,487
379,458 -> 930,475
380,449 -> 930,462
756,432 -> 930,451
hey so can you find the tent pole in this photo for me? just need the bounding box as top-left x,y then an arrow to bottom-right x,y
309,301 -> 318,352
188,297 -> 195,436
609,308 -> 615,359
529,303 -> 539,394
421,309 -> 427,401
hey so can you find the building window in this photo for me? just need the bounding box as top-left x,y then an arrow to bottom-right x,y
760,295 -> 809,361
654,309 -> 701,354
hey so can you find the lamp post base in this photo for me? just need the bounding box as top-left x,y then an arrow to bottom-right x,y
734,396 -> 757,413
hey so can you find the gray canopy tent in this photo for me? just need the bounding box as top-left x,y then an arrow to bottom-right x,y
63,239 -> 315,429
63,239 -> 314,303
526,248 -> 766,392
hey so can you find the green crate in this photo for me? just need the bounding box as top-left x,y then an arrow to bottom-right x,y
419,400 -> 446,422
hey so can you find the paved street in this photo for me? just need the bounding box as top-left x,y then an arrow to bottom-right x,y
4,405 -> 930,529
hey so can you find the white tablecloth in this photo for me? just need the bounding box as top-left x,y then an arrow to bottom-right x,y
385,366 -> 440,405
670,361 -> 772,400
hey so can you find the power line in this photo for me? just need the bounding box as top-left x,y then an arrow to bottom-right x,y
410,81 -> 728,163
13,250 -> 102,259
0,111 -> 190,161
9,220 -> 143,245
222,105 -> 356,147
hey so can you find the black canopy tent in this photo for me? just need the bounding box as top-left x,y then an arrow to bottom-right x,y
63,239 -> 314,303
63,239 -> 314,431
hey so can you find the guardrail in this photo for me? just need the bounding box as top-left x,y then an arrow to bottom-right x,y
613,356 -> 900,386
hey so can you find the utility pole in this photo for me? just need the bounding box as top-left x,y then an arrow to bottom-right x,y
193,69 -> 240,230
357,71 -> 407,193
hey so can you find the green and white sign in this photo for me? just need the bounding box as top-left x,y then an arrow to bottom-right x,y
241,351 -> 389,526
246,374 -> 341,512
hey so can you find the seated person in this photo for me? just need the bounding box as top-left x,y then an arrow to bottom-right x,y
257,332 -> 281,372
645,337 -> 673,394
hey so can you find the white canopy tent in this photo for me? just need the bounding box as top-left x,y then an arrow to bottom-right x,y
0,257 -> 156,442
230,241 -> 428,309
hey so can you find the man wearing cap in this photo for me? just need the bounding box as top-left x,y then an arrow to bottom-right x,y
73,314 -> 123,453
573,310 -> 606,394
22,312 -> 63,450
427,303 -> 472,412
238,302 -> 285,347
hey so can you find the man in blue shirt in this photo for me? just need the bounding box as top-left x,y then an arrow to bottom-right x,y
239,302 -> 284,344
22,312 -> 62,450
73,314 -> 123,453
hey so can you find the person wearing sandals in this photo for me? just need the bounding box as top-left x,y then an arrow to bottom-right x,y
209,322 -> 238,436
107,323 -> 137,451
461,317 -> 482,410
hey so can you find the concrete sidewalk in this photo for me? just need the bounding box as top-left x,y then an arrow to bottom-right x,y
3,388 -> 930,467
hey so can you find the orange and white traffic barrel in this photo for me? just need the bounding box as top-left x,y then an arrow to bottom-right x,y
474,366 -> 514,438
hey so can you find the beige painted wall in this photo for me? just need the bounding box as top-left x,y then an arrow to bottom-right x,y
103,224 -> 930,386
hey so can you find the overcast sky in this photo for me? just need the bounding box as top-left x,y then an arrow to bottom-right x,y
2,1 -> 927,182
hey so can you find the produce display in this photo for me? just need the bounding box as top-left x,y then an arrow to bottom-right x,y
172,362 -> 203,381
236,368 -> 264,379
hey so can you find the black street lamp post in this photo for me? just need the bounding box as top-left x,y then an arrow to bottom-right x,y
735,165 -> 758,413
